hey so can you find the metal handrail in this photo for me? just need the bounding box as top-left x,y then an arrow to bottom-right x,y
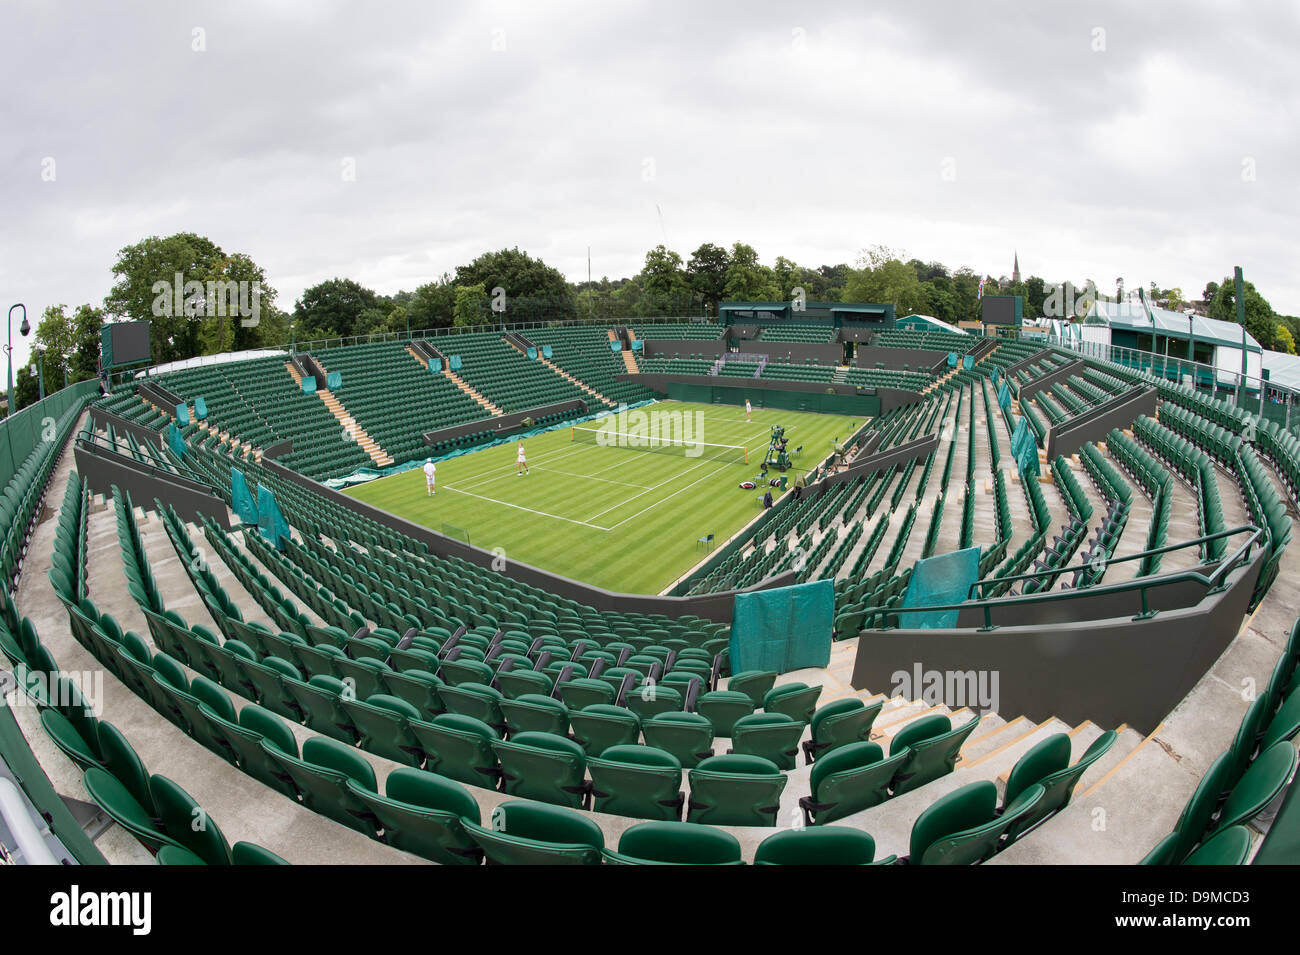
856,524 -> 1263,631
971,523 -> 1257,597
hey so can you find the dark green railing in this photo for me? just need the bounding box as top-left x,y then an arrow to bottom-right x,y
859,524 -> 1263,632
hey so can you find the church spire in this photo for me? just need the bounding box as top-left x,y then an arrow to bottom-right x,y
1012,251 -> 1021,283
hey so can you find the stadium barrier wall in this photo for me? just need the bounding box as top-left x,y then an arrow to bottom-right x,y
260,445 -> 796,622
1017,358 -> 1087,401
420,399 -> 588,446
137,380 -> 183,409
851,548 -> 1262,734
74,436 -> 231,529
1003,347 -> 1053,377
87,404 -> 165,448
0,380 -> 99,492
621,373 -> 923,416
811,433 -> 940,491
1045,385 -> 1159,459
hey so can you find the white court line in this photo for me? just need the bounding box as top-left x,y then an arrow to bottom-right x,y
604,459 -> 740,530
581,452 -> 726,522
440,484 -> 611,529
532,466 -> 652,489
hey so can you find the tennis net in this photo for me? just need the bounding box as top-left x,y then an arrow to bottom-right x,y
570,425 -> 748,464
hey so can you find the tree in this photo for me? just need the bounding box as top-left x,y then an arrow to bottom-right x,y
1207,275 -> 1277,350
13,365 -> 39,412
772,257 -> 802,301
723,243 -> 778,301
1276,324 -> 1296,355
104,233 -> 275,362
640,245 -> 688,297
69,304 -> 105,382
455,248 -> 573,321
407,276 -> 457,330
33,305 -> 76,388
843,246 -> 928,315
453,284 -> 489,326
294,278 -> 381,342
686,243 -> 730,316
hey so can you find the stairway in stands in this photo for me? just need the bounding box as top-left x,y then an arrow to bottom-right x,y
285,362 -> 393,467
611,328 -> 640,374
503,336 -> 615,406
832,366 -> 849,384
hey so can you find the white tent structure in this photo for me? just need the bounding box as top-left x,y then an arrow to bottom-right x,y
1082,301 -> 1262,388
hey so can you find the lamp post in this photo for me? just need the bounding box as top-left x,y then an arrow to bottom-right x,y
290,322 -> 296,355
5,305 -> 31,416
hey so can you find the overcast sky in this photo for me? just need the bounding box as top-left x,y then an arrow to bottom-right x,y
2,0 -> 1298,369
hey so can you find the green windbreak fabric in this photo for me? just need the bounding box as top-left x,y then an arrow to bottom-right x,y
257,485 -> 291,550
730,579 -> 833,673
231,468 -> 258,525
899,546 -> 980,629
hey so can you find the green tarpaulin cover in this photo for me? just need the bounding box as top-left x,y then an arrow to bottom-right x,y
730,578 -> 833,673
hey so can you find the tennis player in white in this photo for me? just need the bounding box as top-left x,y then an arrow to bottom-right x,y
745,398 -> 752,422
515,442 -> 529,475
424,458 -> 436,496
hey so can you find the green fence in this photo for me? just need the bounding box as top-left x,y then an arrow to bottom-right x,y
0,381 -> 99,491
666,382 -> 880,416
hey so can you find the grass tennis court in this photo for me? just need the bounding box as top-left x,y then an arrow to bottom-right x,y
345,401 -> 862,594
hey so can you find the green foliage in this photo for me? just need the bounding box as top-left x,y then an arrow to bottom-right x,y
724,242 -> 778,301
453,283 -> 489,326
455,248 -> 575,321
843,246 -> 929,316
1208,275 -> 1277,350
686,243 -> 730,316
1275,324 -> 1295,355
104,233 -> 276,363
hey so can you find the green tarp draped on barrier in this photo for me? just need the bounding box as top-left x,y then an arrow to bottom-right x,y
526,347 -> 537,359
167,423 -> 186,460
194,396 -> 207,420
430,358 -> 442,372
231,467 -> 259,525
174,403 -> 189,425
610,340 -> 622,352
899,546 -> 981,629
301,376 -> 316,393
947,352 -> 957,368
963,354 -> 975,370
631,339 -> 643,352
257,485 -> 291,550
542,345 -> 552,359
449,355 -> 462,371
729,579 -> 833,674
326,371 -> 342,390
1010,417 -> 1039,477
997,381 -> 1011,410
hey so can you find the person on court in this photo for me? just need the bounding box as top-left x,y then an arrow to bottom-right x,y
515,442 -> 530,476
424,458 -> 436,496
745,398 -> 752,422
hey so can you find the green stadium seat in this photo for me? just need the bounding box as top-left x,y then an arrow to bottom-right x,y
602,821 -> 742,865
587,744 -> 684,820
464,801 -> 604,866
346,767 -> 483,865
492,731 -> 590,808
686,754 -> 786,827
755,826 -> 894,866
